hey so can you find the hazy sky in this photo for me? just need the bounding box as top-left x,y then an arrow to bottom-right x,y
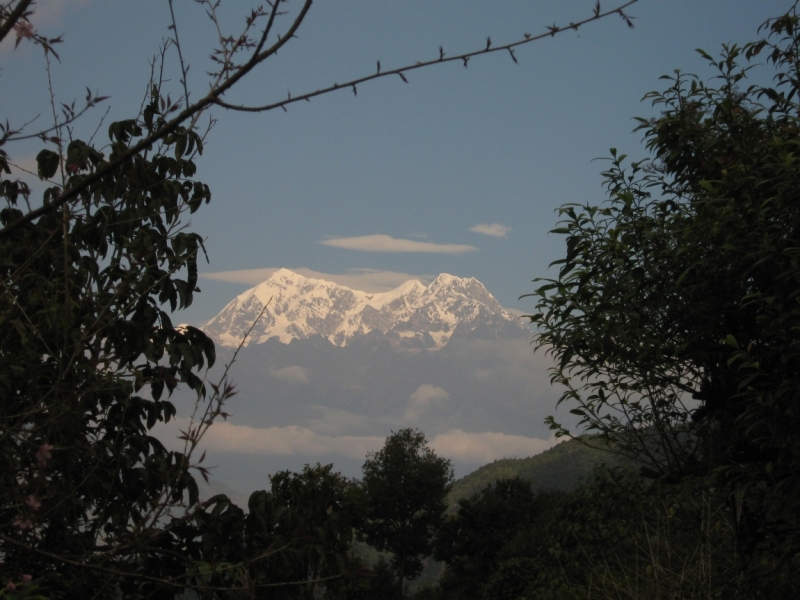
3,0 -> 789,322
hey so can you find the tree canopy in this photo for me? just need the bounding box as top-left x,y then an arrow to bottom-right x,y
434,478 -> 557,600
527,1 -> 800,587
362,428 -> 454,593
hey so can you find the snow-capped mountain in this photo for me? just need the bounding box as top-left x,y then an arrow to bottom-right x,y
204,269 -> 526,351
171,271 -> 560,488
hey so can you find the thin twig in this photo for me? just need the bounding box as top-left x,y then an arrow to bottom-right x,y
168,0 -> 191,105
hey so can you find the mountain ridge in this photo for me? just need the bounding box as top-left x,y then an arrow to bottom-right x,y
172,268 -> 563,490
447,437 -> 618,508
204,268 -> 526,352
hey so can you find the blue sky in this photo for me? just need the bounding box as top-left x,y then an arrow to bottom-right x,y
3,0 -> 791,324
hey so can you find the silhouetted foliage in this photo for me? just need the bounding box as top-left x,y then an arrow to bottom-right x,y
244,464 -> 359,599
435,478 -> 563,600
523,2 -> 800,594
362,429 -> 454,594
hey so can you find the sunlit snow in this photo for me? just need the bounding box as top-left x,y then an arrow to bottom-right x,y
204,268 -> 521,351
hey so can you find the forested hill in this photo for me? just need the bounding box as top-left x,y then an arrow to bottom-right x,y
448,437 -> 616,506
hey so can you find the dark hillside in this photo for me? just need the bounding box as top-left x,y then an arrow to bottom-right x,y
448,437 -> 617,507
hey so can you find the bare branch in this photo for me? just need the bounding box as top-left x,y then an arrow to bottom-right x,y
215,0 -> 638,113
0,0 -> 317,240
249,0 -> 285,60
168,0 -> 191,104
0,0 -> 637,242
2,93 -> 109,145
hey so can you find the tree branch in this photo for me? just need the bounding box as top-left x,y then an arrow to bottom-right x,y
0,0 -> 315,241
0,532 -> 342,592
0,0 -> 35,46
215,0 -> 638,113
167,0 -> 191,105
0,0 -> 636,241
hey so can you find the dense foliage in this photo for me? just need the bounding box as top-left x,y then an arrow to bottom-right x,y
362,429 -> 454,593
520,3 -> 800,595
242,464 -> 360,599
434,478 -> 562,599
0,82 -> 365,598
433,469 -> 779,600
0,85 -> 224,596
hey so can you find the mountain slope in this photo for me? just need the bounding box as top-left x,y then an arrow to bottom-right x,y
448,437 -> 619,506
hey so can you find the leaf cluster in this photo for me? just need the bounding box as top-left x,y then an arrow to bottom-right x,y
0,84 -> 359,598
0,87 -> 220,596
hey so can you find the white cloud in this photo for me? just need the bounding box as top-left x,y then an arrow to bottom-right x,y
430,430 -> 557,464
319,234 -> 477,255
404,384 -> 449,421
270,365 -> 309,384
156,419 -> 385,459
470,223 -> 511,238
154,419 -> 556,465
200,267 -> 434,292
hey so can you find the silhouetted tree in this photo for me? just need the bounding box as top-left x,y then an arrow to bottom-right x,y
527,2 -> 800,591
434,478 -> 546,599
362,429 -> 453,594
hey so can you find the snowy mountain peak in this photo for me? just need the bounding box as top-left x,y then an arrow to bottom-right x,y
204,269 -> 526,351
